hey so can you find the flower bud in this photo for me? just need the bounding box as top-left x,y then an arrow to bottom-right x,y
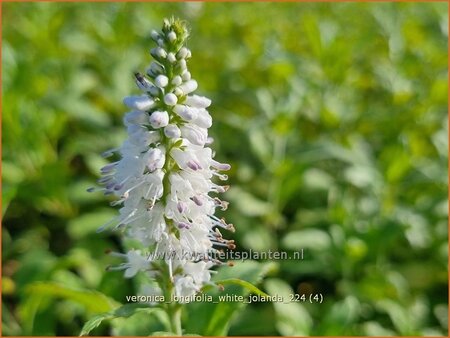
164,93 -> 178,106
174,105 -> 197,121
164,124 -> 181,138
149,110 -> 169,128
172,76 -> 182,86
150,47 -> 167,59
177,47 -> 189,59
179,80 -> 198,95
178,59 -> 187,71
178,222 -> 191,230
149,86 -> 160,96
134,72 -> 153,91
167,52 -> 176,63
211,160 -> 231,171
148,62 -> 164,76
181,71 -> 191,81
177,201 -> 187,213
184,95 -> 211,108
163,18 -> 170,29
155,75 -> 169,88
150,30 -> 160,41
167,31 -> 177,42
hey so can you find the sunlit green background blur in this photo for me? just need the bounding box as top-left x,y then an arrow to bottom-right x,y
2,2 -> 448,336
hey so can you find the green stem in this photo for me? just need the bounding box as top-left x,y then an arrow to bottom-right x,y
158,270 -> 182,336
165,283 -> 182,336
151,19 -> 189,336
168,303 -> 182,336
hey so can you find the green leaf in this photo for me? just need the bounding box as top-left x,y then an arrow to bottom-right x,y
225,186 -> 272,217
363,321 -> 396,336
281,229 -> 331,250
303,14 -> 322,58
265,278 -> 312,336
214,278 -> 270,297
25,282 -> 119,314
376,299 -> 412,335
19,282 -> 119,335
249,126 -> 272,164
80,303 -> 165,336
80,313 -> 114,336
150,331 -> 177,336
318,296 -> 361,335
110,310 -> 168,336
67,210 -> 117,239
185,261 -> 276,336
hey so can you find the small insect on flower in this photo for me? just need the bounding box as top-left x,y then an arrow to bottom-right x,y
91,17 -> 233,301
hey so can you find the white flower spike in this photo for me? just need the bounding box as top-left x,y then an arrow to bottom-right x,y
92,18 -> 232,302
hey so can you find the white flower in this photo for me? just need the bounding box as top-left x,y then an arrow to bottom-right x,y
106,250 -> 149,278
173,261 -> 213,301
124,250 -> 150,278
128,127 -> 158,147
95,18 -> 232,301
184,95 -> 211,108
192,109 -> 212,128
123,95 -> 155,111
127,202 -> 166,245
139,284 -> 164,305
123,110 -> 148,126
184,261 -> 213,285
145,146 -> 165,171
174,276 -> 197,300
170,147 -> 212,171
180,124 -> 208,146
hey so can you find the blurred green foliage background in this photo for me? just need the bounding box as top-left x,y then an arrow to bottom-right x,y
2,2 -> 448,336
